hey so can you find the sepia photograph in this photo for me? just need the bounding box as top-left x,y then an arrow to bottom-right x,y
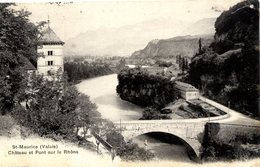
0,0 -> 259,167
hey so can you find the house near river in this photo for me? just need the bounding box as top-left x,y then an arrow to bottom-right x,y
174,81 -> 199,101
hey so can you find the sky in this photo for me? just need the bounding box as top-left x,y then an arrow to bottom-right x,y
13,0 -> 243,42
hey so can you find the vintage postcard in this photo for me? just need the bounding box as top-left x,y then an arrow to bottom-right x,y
0,0 -> 259,167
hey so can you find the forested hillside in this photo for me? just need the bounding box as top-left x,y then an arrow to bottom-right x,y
189,0 -> 259,117
64,62 -> 114,83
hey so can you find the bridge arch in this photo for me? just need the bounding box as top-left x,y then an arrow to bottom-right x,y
124,130 -> 200,162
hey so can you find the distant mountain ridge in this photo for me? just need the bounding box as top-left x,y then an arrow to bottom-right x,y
131,34 -> 214,59
181,18 -> 216,36
63,17 -> 216,57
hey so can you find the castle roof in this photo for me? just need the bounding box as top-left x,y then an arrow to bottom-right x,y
38,27 -> 64,45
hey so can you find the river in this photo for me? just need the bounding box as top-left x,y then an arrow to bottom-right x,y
76,74 -> 143,122
76,74 -> 191,161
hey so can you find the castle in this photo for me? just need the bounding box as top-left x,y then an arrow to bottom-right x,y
24,21 -> 65,76
36,23 -> 65,76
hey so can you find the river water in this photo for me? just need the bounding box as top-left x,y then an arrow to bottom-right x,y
76,74 -> 191,161
76,74 -> 143,122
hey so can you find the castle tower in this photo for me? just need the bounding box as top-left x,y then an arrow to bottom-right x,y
37,21 -> 65,76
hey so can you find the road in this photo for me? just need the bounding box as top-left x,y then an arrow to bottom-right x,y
199,96 -> 260,126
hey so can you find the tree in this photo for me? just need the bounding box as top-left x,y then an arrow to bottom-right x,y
200,75 -> 214,95
64,61 -> 113,83
103,123 -> 155,161
116,59 -> 126,71
116,142 -> 155,161
176,54 -> 181,64
181,57 -> 185,73
0,3 -> 44,114
184,58 -> 189,71
74,94 -> 100,137
140,107 -> 161,120
12,73 -> 100,140
198,38 -> 202,54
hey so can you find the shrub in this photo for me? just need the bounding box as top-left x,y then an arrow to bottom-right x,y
140,107 -> 171,120
104,127 -> 155,161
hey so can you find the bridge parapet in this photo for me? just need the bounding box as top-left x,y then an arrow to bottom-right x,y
114,111 -> 229,125
115,121 -> 205,132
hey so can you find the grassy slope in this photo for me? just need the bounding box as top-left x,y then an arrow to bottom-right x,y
0,114 -> 21,137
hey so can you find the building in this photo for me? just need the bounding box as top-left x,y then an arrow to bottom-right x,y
22,56 -> 37,74
37,24 -> 65,76
144,66 -> 166,74
175,81 -> 199,101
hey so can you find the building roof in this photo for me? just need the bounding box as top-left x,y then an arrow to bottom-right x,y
175,81 -> 198,92
38,27 -> 64,45
21,56 -> 36,70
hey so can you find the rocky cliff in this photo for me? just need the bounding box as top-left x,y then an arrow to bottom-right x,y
116,68 -> 176,108
131,34 -> 213,59
189,0 -> 259,117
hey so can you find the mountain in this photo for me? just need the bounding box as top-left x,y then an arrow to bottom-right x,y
63,17 -> 216,57
182,18 -> 216,36
131,34 -> 214,59
63,17 -> 189,57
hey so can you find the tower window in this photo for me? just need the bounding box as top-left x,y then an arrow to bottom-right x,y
47,61 -> 54,66
48,51 -> 53,55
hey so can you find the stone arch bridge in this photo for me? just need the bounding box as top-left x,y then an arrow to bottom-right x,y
114,114 -> 229,161
114,119 -> 207,160
113,95 -> 259,161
